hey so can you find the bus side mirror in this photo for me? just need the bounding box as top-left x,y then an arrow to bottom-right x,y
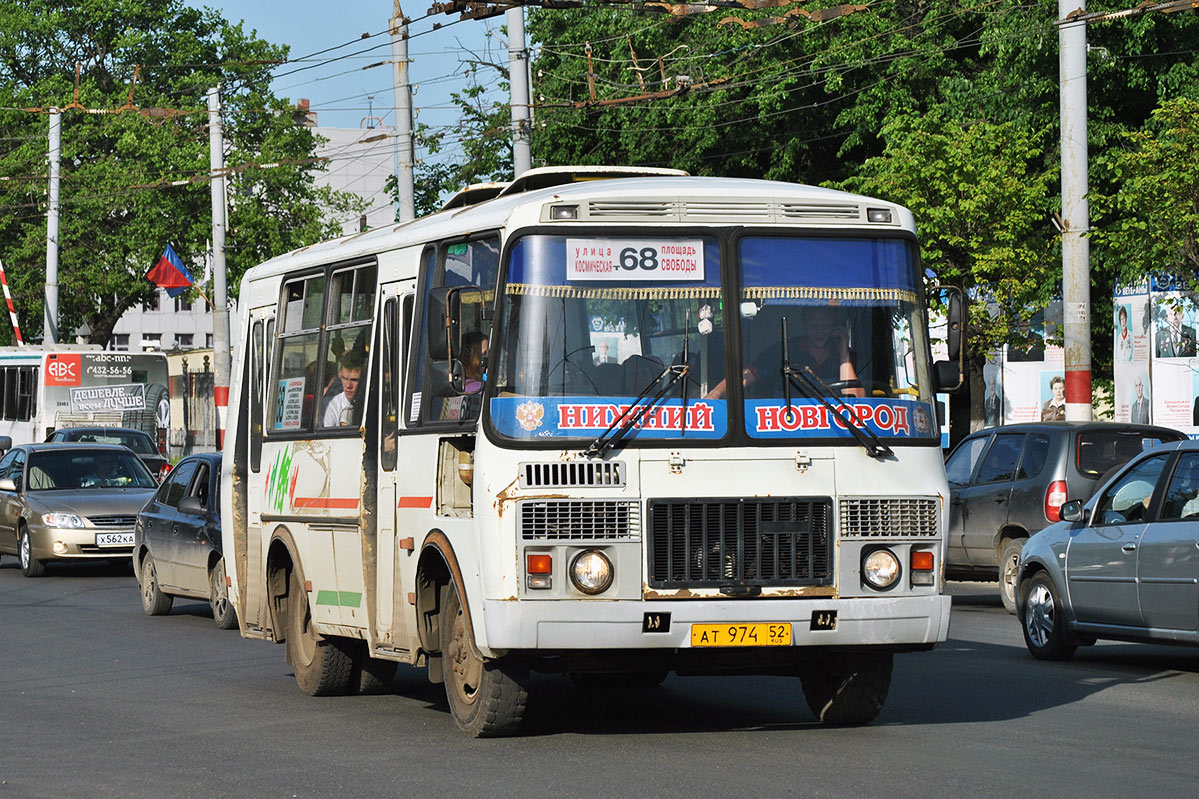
427,285 -> 484,361
930,285 -> 965,392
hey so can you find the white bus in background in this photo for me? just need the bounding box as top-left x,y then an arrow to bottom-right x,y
0,347 -> 170,448
220,166 -> 964,737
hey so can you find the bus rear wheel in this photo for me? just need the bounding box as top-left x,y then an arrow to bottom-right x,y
286,570 -> 352,696
443,585 -> 528,737
799,651 -> 892,726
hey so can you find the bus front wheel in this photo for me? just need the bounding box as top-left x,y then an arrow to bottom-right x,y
443,585 -> 528,737
799,651 -> 892,726
286,570 -> 352,696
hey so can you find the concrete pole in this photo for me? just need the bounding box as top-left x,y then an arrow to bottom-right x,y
44,108 -> 61,344
507,7 -> 532,177
391,1 -> 415,221
1060,0 -> 1091,421
208,87 -> 232,446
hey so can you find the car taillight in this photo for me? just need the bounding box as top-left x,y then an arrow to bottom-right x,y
1045,480 -> 1068,522
158,463 -> 173,483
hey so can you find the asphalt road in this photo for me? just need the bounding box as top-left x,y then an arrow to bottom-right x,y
3,561 -> 1198,799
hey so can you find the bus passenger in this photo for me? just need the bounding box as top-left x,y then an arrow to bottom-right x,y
323,351 -> 365,427
462,332 -> 488,394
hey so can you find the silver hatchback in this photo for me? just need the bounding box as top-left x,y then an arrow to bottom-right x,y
1017,438 -> 1199,659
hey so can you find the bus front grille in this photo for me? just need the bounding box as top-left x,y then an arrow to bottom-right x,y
647,498 -> 833,589
839,498 -> 938,537
519,500 -> 639,541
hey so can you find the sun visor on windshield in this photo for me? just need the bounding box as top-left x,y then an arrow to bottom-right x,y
740,237 -> 919,307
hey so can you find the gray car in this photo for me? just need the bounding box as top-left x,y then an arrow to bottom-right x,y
945,422 -> 1185,612
1017,438 -> 1199,659
0,440 -> 158,577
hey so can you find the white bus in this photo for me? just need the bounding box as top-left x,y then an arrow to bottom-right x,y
220,167 -> 962,737
0,347 -> 170,447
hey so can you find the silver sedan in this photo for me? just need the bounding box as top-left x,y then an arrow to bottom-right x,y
1017,438 -> 1199,659
0,441 -> 158,577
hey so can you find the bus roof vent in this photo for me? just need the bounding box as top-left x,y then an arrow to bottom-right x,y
779,202 -> 861,220
519,460 -> 627,489
681,201 -> 773,221
441,182 -> 510,211
587,200 -> 677,219
499,165 -> 689,198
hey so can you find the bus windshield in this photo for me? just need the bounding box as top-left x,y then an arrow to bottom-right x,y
737,236 -> 937,441
490,235 -> 728,442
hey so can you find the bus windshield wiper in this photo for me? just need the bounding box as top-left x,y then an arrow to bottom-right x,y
584,359 -> 690,458
779,318 -> 893,459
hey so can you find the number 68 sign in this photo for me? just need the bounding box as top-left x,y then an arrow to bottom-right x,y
566,238 -> 705,282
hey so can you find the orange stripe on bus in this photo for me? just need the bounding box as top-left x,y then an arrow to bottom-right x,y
398,496 -> 433,508
292,497 -> 361,510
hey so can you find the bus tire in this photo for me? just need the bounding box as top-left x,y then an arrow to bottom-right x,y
350,643 -> 398,695
139,554 -> 173,615
443,585 -> 528,738
286,570 -> 352,696
799,651 -> 892,726
19,527 -> 46,578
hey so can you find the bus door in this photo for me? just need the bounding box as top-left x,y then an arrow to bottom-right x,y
374,283 -> 414,647
244,306 -> 275,630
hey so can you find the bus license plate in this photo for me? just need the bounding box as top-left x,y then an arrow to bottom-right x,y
690,623 -> 791,647
95,532 -> 134,547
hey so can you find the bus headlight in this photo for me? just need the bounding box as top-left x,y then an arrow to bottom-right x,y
570,550 -> 613,595
862,548 -> 901,591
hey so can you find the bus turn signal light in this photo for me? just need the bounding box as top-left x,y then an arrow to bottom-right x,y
527,553 -> 552,590
910,550 -> 934,586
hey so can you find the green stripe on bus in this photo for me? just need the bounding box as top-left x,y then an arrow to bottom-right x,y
314,590 -> 362,608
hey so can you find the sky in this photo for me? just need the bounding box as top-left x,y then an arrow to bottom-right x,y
188,1 -> 507,156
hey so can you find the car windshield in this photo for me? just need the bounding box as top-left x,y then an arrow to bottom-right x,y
26,451 -> 157,490
69,431 -> 156,455
1076,430 -> 1179,477
490,235 -> 727,442
737,236 -> 938,442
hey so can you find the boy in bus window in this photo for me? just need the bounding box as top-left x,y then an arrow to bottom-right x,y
323,351 -> 365,427
462,332 -> 487,395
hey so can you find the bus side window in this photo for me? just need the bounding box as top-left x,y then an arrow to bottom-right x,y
0,367 -> 10,420
318,263 -> 375,430
16,366 -> 35,421
250,319 -> 264,471
271,275 -> 325,433
380,298 -> 398,472
410,236 -> 499,426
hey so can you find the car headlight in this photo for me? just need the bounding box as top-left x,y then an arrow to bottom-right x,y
42,513 -> 86,529
569,550 -> 613,595
862,548 -> 901,591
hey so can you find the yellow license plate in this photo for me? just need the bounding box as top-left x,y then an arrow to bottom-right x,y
690,623 -> 792,647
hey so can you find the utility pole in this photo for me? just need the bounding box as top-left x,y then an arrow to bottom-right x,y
1060,0 -> 1092,420
208,86 -> 231,446
507,6 -> 532,177
44,108 -> 61,344
392,1 -> 415,221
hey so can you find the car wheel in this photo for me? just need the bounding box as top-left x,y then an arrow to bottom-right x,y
443,584 -> 528,738
209,559 -> 238,630
139,555 -> 173,616
18,527 -> 46,578
999,538 -> 1025,615
1020,572 -> 1077,661
285,569 -> 352,696
799,651 -> 892,726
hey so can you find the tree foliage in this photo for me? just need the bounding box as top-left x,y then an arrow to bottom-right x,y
0,0 -> 356,346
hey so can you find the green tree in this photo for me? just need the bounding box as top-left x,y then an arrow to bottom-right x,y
0,0 -> 357,347
1093,95 -> 1199,287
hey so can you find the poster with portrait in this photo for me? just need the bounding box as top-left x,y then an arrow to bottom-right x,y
1002,306 -> 1064,423
1149,282 -> 1198,431
1113,280 -> 1152,423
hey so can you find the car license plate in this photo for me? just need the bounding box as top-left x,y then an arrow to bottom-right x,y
95,532 -> 134,547
690,623 -> 791,647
